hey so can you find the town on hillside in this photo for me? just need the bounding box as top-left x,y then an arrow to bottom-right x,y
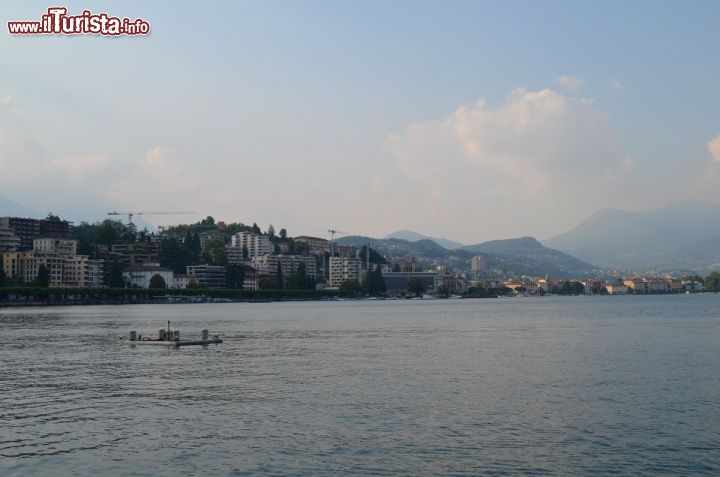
1,213 -> 719,298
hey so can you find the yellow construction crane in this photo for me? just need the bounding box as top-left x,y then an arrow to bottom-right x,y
107,211 -> 196,224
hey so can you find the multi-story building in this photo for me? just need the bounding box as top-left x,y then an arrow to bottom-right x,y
329,256 -> 362,287
64,255 -> 104,288
186,264 -> 226,288
225,246 -> 245,265
0,217 -> 40,251
39,215 -> 71,237
111,242 -> 159,267
0,226 -> 20,252
230,232 -> 273,259
294,236 -> 329,254
33,237 -> 77,257
199,230 -> 226,253
0,216 -> 72,251
251,254 -> 318,281
471,255 -> 488,274
2,251 -> 35,285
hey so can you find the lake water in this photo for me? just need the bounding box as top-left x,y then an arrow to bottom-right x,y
1,295 -> 719,476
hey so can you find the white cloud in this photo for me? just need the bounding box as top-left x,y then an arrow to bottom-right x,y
385,88 -> 629,240
52,153 -> 110,180
556,75 -> 586,91
611,79 -> 623,91
708,134 -> 720,162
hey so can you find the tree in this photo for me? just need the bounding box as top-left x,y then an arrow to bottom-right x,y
77,239 -> 94,256
149,274 -> 167,289
36,264 -> 50,288
276,264 -> 284,290
251,222 -> 261,235
705,271 -> 720,292
202,239 -> 227,266
340,279 -> 362,292
279,228 -> 287,240
392,263 -> 401,272
267,224 -> 275,240
106,260 -> 126,288
407,278 -> 426,296
226,264 -> 246,289
0,266 -> 6,287
363,269 -> 386,296
258,276 -> 280,290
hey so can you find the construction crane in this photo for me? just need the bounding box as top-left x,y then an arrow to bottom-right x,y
328,229 -> 350,257
107,211 -> 196,224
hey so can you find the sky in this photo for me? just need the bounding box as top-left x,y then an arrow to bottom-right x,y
1,0 -> 720,244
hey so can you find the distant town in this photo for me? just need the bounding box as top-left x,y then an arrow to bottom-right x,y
1,213 -> 719,304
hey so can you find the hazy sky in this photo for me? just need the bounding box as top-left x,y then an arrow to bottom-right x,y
2,1 -> 720,244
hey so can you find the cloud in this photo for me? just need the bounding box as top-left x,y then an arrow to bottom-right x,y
556,75 -> 585,91
385,88 -> 629,240
708,134 -> 720,162
52,153 -> 110,180
611,79 -> 623,91
0,96 -> 10,104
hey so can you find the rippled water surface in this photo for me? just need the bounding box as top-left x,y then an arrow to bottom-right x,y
1,295 -> 719,476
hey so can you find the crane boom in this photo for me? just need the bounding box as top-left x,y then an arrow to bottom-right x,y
107,211 -> 196,223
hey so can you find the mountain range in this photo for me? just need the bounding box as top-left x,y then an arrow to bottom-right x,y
0,195 -> 38,218
4,193 -> 720,274
543,201 -> 720,271
384,230 -> 463,250
336,235 -> 598,278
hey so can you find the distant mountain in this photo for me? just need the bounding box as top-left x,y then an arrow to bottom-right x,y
337,234 -> 599,278
384,230 -> 463,250
463,237 -> 598,277
336,235 -> 450,260
543,201 -> 720,270
0,195 -> 39,218
659,236 -> 720,272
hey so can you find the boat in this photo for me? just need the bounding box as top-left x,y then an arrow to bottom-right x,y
119,321 -> 223,348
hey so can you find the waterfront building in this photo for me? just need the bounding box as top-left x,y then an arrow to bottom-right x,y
329,256 -> 362,287
251,254 -> 317,281
64,255 -> 104,288
605,283 -> 628,295
186,264 -> 226,288
173,274 -> 193,289
123,263 -> 174,289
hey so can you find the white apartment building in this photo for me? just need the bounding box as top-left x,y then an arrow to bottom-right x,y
230,232 -> 273,259
329,256 -> 362,288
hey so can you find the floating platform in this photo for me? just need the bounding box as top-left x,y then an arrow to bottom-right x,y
119,327 -> 222,348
